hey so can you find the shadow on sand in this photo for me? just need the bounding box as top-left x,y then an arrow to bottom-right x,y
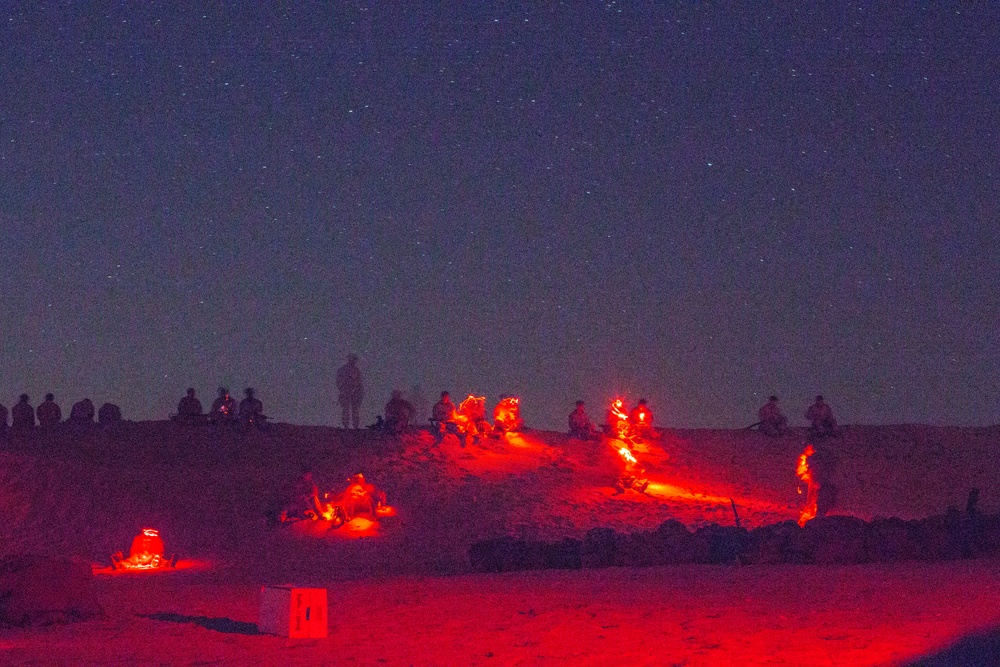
138,612 -> 261,635
905,626 -> 1000,666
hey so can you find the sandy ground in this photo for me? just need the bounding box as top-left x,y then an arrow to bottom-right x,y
3,420 -> 1000,664
4,560 -> 1000,666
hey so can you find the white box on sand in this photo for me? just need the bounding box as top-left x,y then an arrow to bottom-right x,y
259,586 -> 328,638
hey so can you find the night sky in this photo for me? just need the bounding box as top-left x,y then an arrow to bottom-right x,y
2,4 -> 998,430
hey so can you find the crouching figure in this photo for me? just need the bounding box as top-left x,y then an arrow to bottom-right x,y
277,471 -> 393,530
758,395 -> 788,437
568,400 -> 601,440
456,394 -> 492,445
239,388 -> 268,430
383,390 -> 415,435
805,395 -> 838,438
111,528 -> 177,570
492,396 -> 524,435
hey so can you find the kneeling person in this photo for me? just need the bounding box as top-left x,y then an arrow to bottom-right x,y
493,395 -> 524,435
239,388 -> 266,428
431,391 -> 459,438
758,395 -> 788,437
568,400 -> 600,440
384,390 -> 415,435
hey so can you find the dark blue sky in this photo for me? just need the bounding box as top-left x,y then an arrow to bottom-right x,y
2,3 -> 998,429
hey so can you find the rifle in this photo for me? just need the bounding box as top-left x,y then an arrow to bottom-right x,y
743,421 -> 761,430
730,498 -> 742,528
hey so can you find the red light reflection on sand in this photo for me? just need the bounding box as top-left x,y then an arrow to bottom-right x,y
503,432 -> 540,450
92,559 -> 209,576
436,430 -> 558,476
34,563 -> 1000,665
319,517 -> 381,540
347,517 -> 376,532
643,481 -> 733,505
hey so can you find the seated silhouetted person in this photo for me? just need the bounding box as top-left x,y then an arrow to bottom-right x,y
758,395 -> 788,437
36,393 -> 62,428
238,388 -> 266,428
12,394 -> 35,429
339,473 -> 387,521
568,400 -> 600,440
210,387 -> 237,424
274,468 -> 322,523
805,395 -> 838,437
628,399 -> 654,438
430,391 -> 458,439
458,394 -> 492,442
384,390 -> 415,435
68,398 -> 95,424
0,402 -> 8,435
98,402 -> 122,424
176,388 -> 203,420
493,396 -> 524,435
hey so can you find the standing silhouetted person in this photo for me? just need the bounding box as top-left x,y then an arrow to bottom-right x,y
758,395 -> 788,437
37,393 -> 62,428
336,354 -> 364,429
806,395 -> 838,437
12,394 -> 35,429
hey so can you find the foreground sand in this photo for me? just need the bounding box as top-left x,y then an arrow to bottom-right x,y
3,421 -> 1000,664
3,559 -> 1000,665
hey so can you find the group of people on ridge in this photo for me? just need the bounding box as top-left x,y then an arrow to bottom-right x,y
0,394 -> 122,433
371,391 -> 648,445
567,397 -> 654,441
174,387 -> 267,428
168,354 -> 366,431
757,395 -> 839,438
424,391 -> 524,443
564,393 -> 839,444
5,347 -> 841,445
